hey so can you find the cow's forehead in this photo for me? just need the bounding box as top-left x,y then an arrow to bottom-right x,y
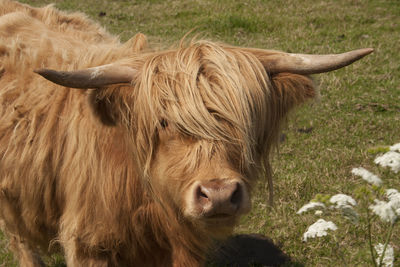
135,41 -> 270,139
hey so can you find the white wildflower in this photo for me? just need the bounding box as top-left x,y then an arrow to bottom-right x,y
314,210 -> 323,215
375,243 -> 394,267
297,202 -> 326,214
369,199 -> 397,224
389,142 -> 400,152
386,189 -> 400,215
303,219 -> 337,241
330,194 -> 357,208
386,189 -> 399,199
351,167 -> 382,186
374,151 -> 400,173
329,194 -> 359,223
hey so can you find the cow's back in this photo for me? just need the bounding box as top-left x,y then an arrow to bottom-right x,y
0,0 -> 117,42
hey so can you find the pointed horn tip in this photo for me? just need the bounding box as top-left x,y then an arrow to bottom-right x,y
33,69 -> 63,81
366,48 -> 374,53
355,48 -> 374,57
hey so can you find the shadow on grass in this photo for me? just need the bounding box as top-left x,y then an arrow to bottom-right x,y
2,233 -> 303,266
207,234 -> 304,267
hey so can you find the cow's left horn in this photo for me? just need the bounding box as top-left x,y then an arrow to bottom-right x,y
252,48 -> 374,75
34,64 -> 137,88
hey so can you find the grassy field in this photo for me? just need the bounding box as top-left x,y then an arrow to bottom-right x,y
2,0 -> 400,266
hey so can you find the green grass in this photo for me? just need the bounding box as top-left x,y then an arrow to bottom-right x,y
4,0 -> 400,266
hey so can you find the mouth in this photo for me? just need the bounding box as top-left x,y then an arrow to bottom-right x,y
206,213 -> 232,219
201,213 -> 239,226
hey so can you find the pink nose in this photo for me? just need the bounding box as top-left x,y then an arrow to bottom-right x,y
195,180 -> 244,217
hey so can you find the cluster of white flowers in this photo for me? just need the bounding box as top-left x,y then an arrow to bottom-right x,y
369,199 -> 398,224
374,151 -> 400,173
389,143 -> 400,152
328,194 -> 359,224
329,194 -> 357,208
298,193 -> 358,240
299,141 -> 399,267
302,219 -> 337,242
349,144 -> 400,224
386,189 -> 400,212
296,202 -> 326,214
375,243 -> 394,267
371,189 -> 400,224
314,210 -> 323,215
351,167 -> 382,186
386,190 -> 400,218
297,194 -> 357,215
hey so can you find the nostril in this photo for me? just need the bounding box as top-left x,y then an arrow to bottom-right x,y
199,188 -> 208,199
196,185 -> 210,206
230,183 -> 242,206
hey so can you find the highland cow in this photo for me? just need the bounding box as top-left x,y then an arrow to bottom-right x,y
0,0 -> 373,266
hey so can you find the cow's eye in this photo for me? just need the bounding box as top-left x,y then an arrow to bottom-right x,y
160,119 -> 168,129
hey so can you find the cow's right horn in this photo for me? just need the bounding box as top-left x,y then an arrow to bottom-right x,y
266,48 -> 374,74
34,64 -> 137,89
246,48 -> 374,75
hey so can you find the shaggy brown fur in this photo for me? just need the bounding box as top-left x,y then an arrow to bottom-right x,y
0,1 -> 316,266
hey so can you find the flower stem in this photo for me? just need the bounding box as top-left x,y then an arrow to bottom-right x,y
366,209 -> 378,267
378,221 -> 395,267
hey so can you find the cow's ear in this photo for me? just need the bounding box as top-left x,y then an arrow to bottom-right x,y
270,73 -> 317,113
121,33 -> 148,53
88,86 -> 129,126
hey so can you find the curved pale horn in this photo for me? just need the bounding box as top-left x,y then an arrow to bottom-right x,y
251,48 -> 374,74
34,64 -> 137,89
